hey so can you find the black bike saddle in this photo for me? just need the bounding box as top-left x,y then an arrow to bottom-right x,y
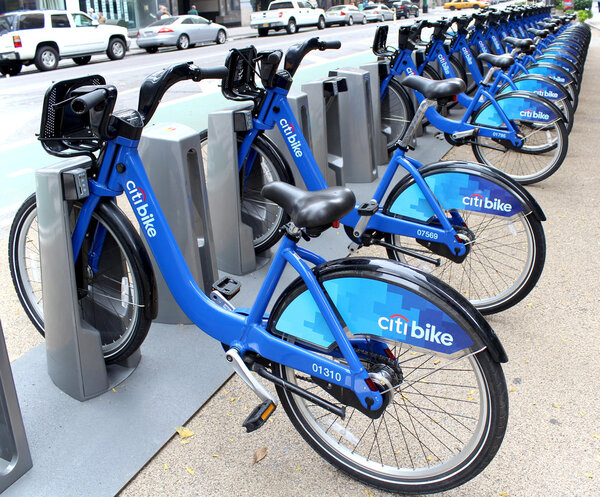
401,75 -> 466,100
262,182 -> 355,230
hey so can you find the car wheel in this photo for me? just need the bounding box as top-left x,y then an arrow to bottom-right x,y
216,29 -> 227,44
415,9 -> 419,16
286,18 -> 297,34
380,14 -> 384,22
361,16 -> 367,24
107,38 -> 126,60
258,27 -> 269,36
347,16 -> 354,26
176,34 -> 190,50
0,62 -> 22,76
317,16 -> 325,29
34,45 -> 59,71
449,5 -> 456,9
474,3 -> 480,8
145,47 -> 159,53
73,56 -> 91,65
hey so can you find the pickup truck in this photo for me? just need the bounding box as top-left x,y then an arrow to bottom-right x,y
0,10 -> 129,75
250,0 -> 326,37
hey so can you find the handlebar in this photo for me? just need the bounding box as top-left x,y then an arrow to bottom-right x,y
71,88 -> 109,114
284,37 -> 341,77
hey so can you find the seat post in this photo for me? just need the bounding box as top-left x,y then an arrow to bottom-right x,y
398,98 -> 436,150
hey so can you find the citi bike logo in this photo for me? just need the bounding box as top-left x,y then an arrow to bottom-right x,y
478,41 -> 488,54
126,181 -> 157,238
519,108 -> 550,120
378,314 -> 454,346
461,47 -> 473,65
404,66 -> 416,76
463,193 -> 512,213
437,53 -> 450,74
279,119 -> 303,158
534,89 -> 558,99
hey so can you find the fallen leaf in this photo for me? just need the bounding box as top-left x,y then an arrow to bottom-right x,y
180,440 -> 190,445
230,397 -> 236,402
552,404 -> 562,409
296,467 -> 301,471
498,492 -> 510,497
584,473 -> 593,478
112,388 -> 117,393
433,359 -> 441,365
212,454 -> 219,458
164,463 -> 168,470
175,426 -> 194,439
365,490 -> 375,497
469,389 -> 476,395
509,388 -> 516,393
254,446 -> 268,464
185,465 -> 195,475
580,412 -> 585,417
592,434 -> 600,439
527,303 -> 533,307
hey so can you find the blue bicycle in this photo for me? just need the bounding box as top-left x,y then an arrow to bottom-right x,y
8,62 -> 509,494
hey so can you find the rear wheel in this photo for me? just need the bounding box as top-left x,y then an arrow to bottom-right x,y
383,179 -> 546,314
216,29 -> 227,44
34,45 -> 59,71
347,16 -> 354,26
270,268 -> 508,494
381,78 -> 414,151
199,130 -> 293,253
8,195 -> 153,364
317,16 -> 326,29
286,18 -> 297,34
107,38 -> 126,60
471,118 -> 568,185
176,34 -> 190,50
361,16 -> 367,24
258,27 -> 269,36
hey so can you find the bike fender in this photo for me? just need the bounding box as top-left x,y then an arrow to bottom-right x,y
97,200 -> 159,320
472,90 -> 565,127
269,258 -> 507,363
384,161 -> 545,222
526,62 -> 575,87
499,74 -> 569,102
535,55 -> 579,78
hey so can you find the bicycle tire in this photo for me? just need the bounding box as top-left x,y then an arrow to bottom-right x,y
8,195 -> 154,364
381,78 -> 414,152
382,164 -> 546,314
470,115 -> 568,185
269,260 -> 508,494
199,130 -> 294,253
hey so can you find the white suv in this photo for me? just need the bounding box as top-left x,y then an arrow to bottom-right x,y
0,10 -> 130,76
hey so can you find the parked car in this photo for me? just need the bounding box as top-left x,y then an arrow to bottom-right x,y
325,5 -> 367,26
393,0 -> 420,18
443,0 -> 487,9
0,10 -> 129,75
250,0 -> 326,37
362,4 -> 395,22
136,15 -> 227,52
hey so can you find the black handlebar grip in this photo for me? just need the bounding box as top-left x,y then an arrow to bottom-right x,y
199,66 -> 228,80
320,40 -> 341,50
71,88 -> 108,114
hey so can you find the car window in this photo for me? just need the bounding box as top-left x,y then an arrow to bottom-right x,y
0,14 -> 18,33
363,6 -> 376,10
148,17 -> 177,26
269,2 -> 294,9
72,13 -> 94,27
17,13 -> 45,30
51,14 -> 70,28
196,16 -> 210,23
182,18 -> 194,24
327,6 -> 343,10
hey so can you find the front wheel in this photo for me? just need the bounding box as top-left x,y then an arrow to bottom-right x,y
199,130 -> 293,253
258,27 -> 269,37
471,119 -> 568,185
8,194 -> 153,364
381,79 -> 414,152
34,45 -> 59,71
347,16 -> 354,26
107,38 -> 126,60
216,29 -> 227,44
270,264 -> 508,494
317,16 -> 325,29
73,56 -> 91,65
361,15 -> 367,24
1,62 -> 22,76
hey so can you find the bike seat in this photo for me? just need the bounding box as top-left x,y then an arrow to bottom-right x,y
502,36 -> 534,50
527,28 -> 549,38
477,53 -> 515,70
401,75 -> 465,100
261,182 -> 355,231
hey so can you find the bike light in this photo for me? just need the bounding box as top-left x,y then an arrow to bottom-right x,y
13,36 -> 22,48
158,27 -> 173,33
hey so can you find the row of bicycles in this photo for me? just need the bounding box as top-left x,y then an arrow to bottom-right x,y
7,3 -> 590,494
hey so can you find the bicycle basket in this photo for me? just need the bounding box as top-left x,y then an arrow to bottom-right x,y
223,46 -> 263,103
40,74 -> 106,158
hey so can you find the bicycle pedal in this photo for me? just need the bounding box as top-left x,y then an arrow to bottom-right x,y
242,400 -> 277,433
212,276 -> 241,300
434,132 -> 445,141
357,200 -> 378,216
